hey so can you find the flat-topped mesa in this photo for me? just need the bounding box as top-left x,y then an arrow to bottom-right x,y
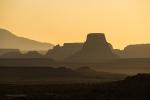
86,33 -> 107,44
47,43 -> 83,60
67,33 -> 118,62
82,33 -> 109,51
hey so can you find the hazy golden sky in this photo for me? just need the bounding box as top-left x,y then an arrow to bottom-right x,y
0,0 -> 150,49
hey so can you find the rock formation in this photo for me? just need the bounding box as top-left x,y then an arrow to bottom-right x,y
67,33 -> 118,62
47,43 -> 83,60
123,44 -> 150,58
114,44 -> 150,58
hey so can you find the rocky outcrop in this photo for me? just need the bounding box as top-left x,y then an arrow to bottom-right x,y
67,33 -> 118,62
123,44 -> 150,58
114,44 -> 150,58
47,43 -> 83,60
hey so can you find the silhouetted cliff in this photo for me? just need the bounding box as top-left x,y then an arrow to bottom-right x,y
47,43 -> 83,60
124,44 -> 150,58
67,33 -> 118,62
114,44 -> 150,58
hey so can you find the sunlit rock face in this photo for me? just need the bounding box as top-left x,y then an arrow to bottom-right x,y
67,33 -> 118,62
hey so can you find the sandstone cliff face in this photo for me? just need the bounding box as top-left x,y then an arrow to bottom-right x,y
67,33 -> 118,62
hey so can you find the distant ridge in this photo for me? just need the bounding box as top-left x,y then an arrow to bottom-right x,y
0,29 -> 53,51
0,66 -> 126,83
114,44 -> 150,58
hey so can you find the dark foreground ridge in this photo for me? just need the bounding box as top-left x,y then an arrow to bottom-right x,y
0,66 -> 126,83
0,74 -> 149,100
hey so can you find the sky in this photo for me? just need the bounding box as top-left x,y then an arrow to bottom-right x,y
0,0 -> 150,49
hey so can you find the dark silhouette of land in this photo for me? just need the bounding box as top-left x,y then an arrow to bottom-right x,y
47,43 -> 83,60
66,33 -> 118,62
0,66 -> 126,84
0,58 -> 150,75
46,34 -> 150,60
114,44 -> 150,58
0,29 -> 150,100
0,74 -> 149,100
0,29 -> 53,51
0,32 -> 150,75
